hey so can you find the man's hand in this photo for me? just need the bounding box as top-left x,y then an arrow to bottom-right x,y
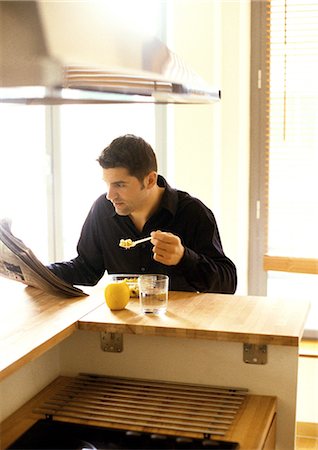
150,230 -> 185,266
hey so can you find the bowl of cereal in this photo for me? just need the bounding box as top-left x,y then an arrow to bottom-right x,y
108,274 -> 140,298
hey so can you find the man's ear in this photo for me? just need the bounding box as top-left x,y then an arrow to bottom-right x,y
145,171 -> 157,189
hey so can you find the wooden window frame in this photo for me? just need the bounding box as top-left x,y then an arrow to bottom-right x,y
248,0 -> 268,295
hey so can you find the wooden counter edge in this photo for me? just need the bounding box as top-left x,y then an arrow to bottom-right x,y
78,319 -> 300,346
0,324 -> 77,382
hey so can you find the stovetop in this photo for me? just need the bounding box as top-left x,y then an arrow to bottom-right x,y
8,419 -> 240,450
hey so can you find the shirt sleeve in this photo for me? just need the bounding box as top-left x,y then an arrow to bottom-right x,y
174,200 -> 237,294
177,247 -> 237,294
47,200 -> 106,286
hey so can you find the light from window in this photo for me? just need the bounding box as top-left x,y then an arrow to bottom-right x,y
0,104 -> 49,261
267,0 -> 318,258
58,104 -> 156,260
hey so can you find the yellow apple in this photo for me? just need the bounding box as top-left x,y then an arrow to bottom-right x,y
104,281 -> 130,310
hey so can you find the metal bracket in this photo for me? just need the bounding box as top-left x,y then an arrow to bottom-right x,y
243,343 -> 267,364
100,332 -> 123,353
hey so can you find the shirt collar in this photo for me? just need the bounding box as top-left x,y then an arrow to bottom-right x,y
157,175 -> 178,217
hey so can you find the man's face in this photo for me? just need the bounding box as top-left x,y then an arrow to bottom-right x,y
103,167 -> 148,216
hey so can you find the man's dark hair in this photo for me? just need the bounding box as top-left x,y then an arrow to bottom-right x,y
97,134 -> 157,182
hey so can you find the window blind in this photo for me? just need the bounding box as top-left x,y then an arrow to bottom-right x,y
264,0 -> 318,273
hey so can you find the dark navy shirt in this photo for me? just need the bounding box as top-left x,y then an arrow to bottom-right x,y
48,176 -> 237,293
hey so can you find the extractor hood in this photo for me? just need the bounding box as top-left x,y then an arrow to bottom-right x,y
0,1 -> 220,105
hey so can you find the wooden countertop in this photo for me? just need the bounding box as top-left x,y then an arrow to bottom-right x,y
0,278 -> 103,381
0,278 -> 310,381
79,290 -> 310,346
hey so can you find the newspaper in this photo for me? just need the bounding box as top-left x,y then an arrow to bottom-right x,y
0,218 -> 87,297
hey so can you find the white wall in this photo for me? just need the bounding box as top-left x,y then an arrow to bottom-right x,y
0,347 -> 60,422
167,0 -> 250,295
297,356 -> 318,423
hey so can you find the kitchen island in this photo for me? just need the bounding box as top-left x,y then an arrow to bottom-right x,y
0,278 -> 310,449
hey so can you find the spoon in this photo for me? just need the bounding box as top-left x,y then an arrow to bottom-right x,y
119,236 -> 152,249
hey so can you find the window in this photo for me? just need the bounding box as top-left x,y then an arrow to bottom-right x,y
266,0 -> 318,260
0,0 -> 165,265
250,0 -> 318,336
57,104 -> 156,260
0,104 -> 50,261
0,102 -> 158,264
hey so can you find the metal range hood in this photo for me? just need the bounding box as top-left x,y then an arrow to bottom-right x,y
0,1 -> 220,105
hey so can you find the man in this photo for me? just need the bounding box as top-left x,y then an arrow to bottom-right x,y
48,134 -> 237,293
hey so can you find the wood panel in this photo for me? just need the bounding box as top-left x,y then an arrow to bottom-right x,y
299,339 -> 318,358
263,255 -> 318,274
297,422 -> 318,438
262,416 -> 276,450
